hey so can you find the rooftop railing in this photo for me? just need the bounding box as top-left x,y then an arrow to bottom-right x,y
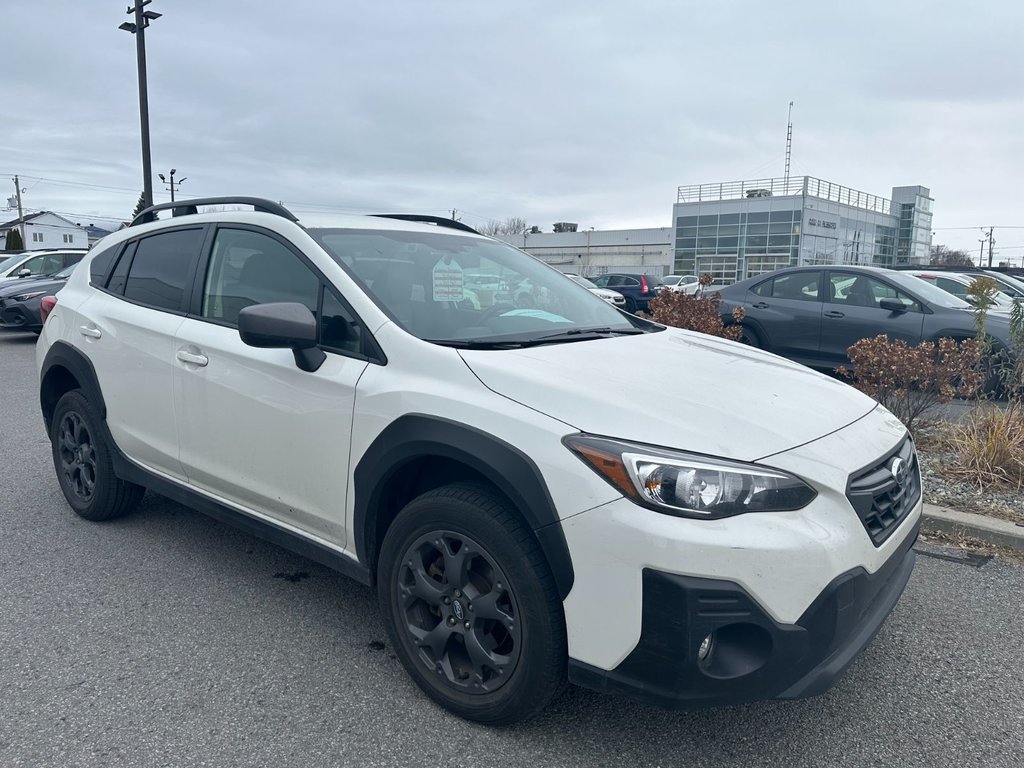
676,176 -> 892,215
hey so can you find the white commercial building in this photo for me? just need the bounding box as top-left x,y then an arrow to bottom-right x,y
671,176 -> 933,285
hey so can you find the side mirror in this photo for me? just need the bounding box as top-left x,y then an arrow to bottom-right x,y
879,297 -> 908,313
238,302 -> 326,372
18,268 -> 32,277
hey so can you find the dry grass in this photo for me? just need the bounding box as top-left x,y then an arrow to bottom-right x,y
944,404 -> 1024,490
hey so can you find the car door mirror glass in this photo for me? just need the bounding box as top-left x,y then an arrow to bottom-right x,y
18,268 -> 32,277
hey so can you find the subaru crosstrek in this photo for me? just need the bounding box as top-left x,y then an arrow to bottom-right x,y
37,197 -> 921,724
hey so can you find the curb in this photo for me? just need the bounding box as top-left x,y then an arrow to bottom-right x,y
922,503 -> 1024,553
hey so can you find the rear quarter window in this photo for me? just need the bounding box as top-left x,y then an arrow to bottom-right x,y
88,244 -> 120,286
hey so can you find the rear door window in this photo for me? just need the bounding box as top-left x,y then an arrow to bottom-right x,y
754,273 -> 820,302
122,228 -> 205,312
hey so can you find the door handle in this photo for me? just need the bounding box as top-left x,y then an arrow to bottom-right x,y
824,311 -> 845,318
751,302 -> 769,309
79,325 -> 102,339
176,350 -> 209,367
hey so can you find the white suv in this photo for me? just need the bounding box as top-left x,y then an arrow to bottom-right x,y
37,198 -> 922,724
0,248 -> 87,285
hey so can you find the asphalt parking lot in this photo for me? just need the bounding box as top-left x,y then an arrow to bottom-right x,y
2,331 -> 1023,768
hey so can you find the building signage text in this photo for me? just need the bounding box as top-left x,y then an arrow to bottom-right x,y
807,217 -> 838,230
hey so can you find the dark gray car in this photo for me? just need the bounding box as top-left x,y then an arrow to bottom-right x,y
0,262 -> 77,333
715,265 -> 1013,369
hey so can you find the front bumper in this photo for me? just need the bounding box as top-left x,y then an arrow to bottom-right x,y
568,518 -> 918,708
559,404 -> 919,706
0,298 -> 42,331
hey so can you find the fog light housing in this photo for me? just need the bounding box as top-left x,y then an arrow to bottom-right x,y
698,633 -> 714,662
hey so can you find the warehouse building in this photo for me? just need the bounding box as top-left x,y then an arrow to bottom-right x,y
671,177 -> 933,285
496,225 -> 673,277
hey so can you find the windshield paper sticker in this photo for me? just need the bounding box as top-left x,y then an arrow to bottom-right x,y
432,257 -> 464,301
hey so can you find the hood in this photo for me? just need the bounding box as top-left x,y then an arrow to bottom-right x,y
590,287 -> 623,300
459,328 -> 879,462
0,277 -> 64,296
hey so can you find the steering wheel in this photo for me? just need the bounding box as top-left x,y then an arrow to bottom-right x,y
478,302 -> 517,324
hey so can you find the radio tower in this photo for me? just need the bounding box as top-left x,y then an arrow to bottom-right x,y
784,101 -> 794,189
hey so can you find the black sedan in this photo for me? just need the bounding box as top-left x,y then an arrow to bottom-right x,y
0,262 -> 77,333
715,265 -> 1013,369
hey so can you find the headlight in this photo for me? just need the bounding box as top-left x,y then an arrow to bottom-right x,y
12,291 -> 47,302
564,435 -> 816,519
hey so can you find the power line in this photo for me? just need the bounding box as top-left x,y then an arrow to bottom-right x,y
0,172 -> 143,195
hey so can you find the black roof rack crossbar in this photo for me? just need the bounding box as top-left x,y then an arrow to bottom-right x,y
130,197 -> 298,227
370,214 -> 479,234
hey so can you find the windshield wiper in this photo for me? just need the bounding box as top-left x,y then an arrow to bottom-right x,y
425,338 -> 534,349
426,327 -> 645,350
528,326 -> 646,342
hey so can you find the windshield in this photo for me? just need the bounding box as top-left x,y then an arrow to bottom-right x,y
984,272 -> 1024,298
888,272 -> 972,309
309,229 -> 649,346
53,262 -> 78,279
0,255 -> 22,272
567,274 -> 598,289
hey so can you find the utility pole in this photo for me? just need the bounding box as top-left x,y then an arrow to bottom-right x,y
980,227 -> 995,268
158,169 -> 186,202
120,1 -> 162,209
12,175 -> 25,244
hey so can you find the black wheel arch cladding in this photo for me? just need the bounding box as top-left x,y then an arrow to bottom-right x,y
354,414 -> 575,600
40,341 -> 107,429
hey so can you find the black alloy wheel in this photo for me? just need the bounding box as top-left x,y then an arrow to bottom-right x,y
57,411 -> 97,503
50,390 -> 144,521
378,483 -> 566,724
396,530 -> 521,693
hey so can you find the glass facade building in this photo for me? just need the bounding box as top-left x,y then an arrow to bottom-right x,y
672,177 -> 933,285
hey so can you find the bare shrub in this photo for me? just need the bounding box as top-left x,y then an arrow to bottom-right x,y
944,404 -> 1024,490
646,289 -> 745,341
837,336 -> 983,435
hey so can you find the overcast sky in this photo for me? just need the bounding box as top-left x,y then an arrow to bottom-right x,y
4,1 -> 1024,260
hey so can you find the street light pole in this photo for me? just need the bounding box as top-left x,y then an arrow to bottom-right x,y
120,1 -> 162,209
158,169 -> 186,202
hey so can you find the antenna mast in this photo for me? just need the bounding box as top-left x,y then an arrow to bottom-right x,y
784,101 -> 794,189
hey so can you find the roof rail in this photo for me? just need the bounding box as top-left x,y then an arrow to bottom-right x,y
130,197 -> 298,227
370,214 -> 479,234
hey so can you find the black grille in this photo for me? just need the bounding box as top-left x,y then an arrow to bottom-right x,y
846,436 -> 920,547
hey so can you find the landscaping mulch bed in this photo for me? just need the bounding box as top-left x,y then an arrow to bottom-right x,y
917,438 -> 1024,526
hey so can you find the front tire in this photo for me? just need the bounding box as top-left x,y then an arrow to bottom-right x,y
378,483 -> 566,724
51,390 -> 144,521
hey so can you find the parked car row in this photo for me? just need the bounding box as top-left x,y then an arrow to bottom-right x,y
713,265 -> 1016,371
587,273 -> 664,312
0,248 -> 87,284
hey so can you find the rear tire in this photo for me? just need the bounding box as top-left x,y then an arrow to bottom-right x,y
51,390 -> 144,521
378,483 -> 566,724
738,324 -> 763,348
624,296 -> 638,313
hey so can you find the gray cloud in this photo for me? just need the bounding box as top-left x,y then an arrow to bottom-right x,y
4,1 -> 1023,258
